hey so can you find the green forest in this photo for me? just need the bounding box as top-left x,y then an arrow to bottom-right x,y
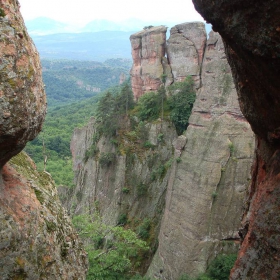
41,58 -> 131,107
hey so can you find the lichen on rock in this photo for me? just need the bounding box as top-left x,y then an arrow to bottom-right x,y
0,152 -> 88,279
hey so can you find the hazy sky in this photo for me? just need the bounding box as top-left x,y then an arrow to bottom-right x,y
19,0 -> 204,26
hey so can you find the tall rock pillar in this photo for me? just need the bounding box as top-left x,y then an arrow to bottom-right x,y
147,31 -> 254,279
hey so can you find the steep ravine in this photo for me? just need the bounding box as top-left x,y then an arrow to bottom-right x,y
70,23 -> 255,278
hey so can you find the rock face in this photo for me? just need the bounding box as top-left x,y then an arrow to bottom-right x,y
0,0 -> 46,168
147,31 -> 254,280
71,24 -> 255,278
0,2 -> 87,279
130,23 -> 207,99
167,22 -> 206,87
130,26 -> 168,100
192,0 -> 280,278
0,153 -> 88,279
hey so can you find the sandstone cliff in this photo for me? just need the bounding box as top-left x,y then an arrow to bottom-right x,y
70,23 -> 255,278
0,1 -> 88,278
130,26 -> 169,100
192,0 -> 280,278
130,22 -> 207,99
69,118 -> 178,271
147,31 -> 254,280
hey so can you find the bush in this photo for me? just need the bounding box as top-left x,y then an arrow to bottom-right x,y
137,91 -> 161,121
99,152 -> 115,167
84,144 -> 99,162
207,254 -> 237,280
136,183 -> 148,196
168,77 -> 196,135
137,218 -> 151,240
117,213 -> 128,226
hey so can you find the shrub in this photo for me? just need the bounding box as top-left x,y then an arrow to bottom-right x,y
176,157 -> 182,163
207,254 -> 237,280
168,77 -> 196,135
0,8 -> 5,17
137,218 -> 151,240
122,187 -> 130,194
117,213 -> 128,226
99,152 -> 115,167
137,91 -> 161,121
137,183 -> 148,196
84,144 -> 99,162
143,141 -> 155,149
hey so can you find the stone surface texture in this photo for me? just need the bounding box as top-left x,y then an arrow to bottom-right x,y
69,118 -> 178,272
130,26 -> 168,100
0,2 -> 87,279
130,23 -> 206,99
0,0 -> 46,168
0,153 -> 88,279
192,0 -> 280,279
147,31 -> 254,280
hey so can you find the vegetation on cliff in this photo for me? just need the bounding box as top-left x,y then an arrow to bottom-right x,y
73,214 -> 148,279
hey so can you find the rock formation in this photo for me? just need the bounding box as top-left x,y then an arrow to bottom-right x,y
147,31 -> 254,280
192,0 -> 280,278
130,23 -> 207,99
70,23 -> 255,278
0,153 -> 87,279
130,26 -> 169,100
0,1 -> 88,278
0,0 -> 46,168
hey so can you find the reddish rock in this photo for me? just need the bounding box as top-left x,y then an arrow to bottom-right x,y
0,0 -> 46,168
0,153 -> 88,279
130,26 -> 168,100
192,0 -> 280,278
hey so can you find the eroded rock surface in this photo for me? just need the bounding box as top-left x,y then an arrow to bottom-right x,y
0,0 -> 46,168
192,0 -> 280,278
0,153 -> 87,279
147,31 -> 254,280
130,22 -> 206,99
130,26 -> 168,100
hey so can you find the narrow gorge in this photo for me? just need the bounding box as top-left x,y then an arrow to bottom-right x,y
68,23 -> 255,279
2,0 -> 279,279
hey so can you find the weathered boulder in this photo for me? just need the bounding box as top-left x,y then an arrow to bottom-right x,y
0,0 -> 46,168
0,153 -> 88,279
192,0 -> 280,278
147,31 -> 254,279
130,26 -> 169,99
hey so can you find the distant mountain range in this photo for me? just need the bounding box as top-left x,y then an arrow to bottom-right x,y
25,17 -> 212,35
26,17 -> 212,61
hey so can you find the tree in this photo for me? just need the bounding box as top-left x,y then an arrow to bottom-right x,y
168,77 -> 196,135
72,214 -> 148,280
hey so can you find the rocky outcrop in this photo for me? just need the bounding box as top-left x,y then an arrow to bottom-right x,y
0,0 -> 46,168
130,26 -> 169,99
71,24 -> 255,278
192,0 -> 280,278
70,119 -> 177,219
0,152 -> 88,279
167,22 -> 206,87
0,2 -> 87,278
130,23 -> 207,99
147,31 -> 254,280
